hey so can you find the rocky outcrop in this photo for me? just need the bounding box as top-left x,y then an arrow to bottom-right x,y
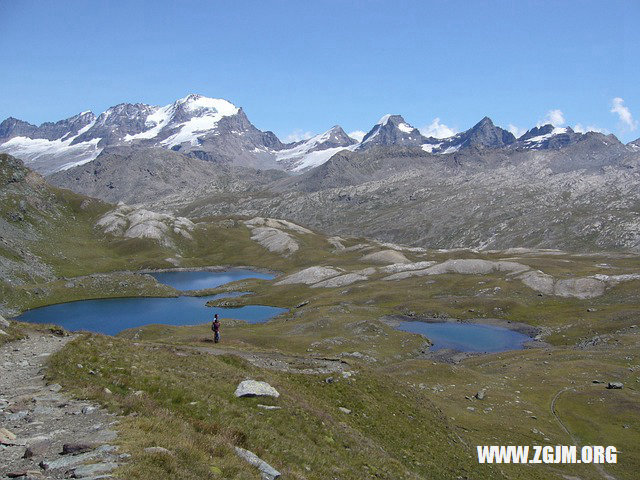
312,272 -> 369,288
96,204 -> 194,247
247,227 -> 298,256
244,217 -> 313,235
361,250 -> 410,265
275,265 -> 376,288
382,258 -> 640,299
379,261 -> 436,274
518,270 -> 638,299
384,259 -> 529,281
275,266 -> 341,285
243,217 -> 313,256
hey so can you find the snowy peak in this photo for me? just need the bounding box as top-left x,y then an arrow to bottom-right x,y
276,125 -> 357,172
0,111 -> 96,143
71,94 -> 241,148
0,117 -> 38,143
120,94 -> 241,148
360,114 -> 424,147
308,125 -> 356,150
420,116 -> 516,155
450,116 -> 516,149
516,124 -> 579,150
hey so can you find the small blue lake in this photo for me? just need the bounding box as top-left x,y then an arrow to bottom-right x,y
17,269 -> 284,335
149,269 -> 276,291
18,295 -> 287,336
395,321 -> 530,353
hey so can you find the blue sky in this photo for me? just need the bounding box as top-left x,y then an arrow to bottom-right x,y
1,0 -> 638,142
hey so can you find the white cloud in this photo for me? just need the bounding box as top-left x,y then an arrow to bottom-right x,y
538,109 -> 565,127
284,129 -> 314,143
419,118 -> 457,139
610,97 -> 637,131
348,130 -> 366,142
573,123 -> 608,134
508,124 -> 526,139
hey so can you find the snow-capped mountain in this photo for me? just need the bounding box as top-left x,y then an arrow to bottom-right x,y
0,94 -> 284,173
1,94 -> 637,176
359,115 -> 424,148
0,111 -> 101,173
516,125 -> 581,150
357,115 -> 517,154
276,126 -> 357,171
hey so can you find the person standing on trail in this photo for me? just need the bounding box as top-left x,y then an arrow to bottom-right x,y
212,314 -> 221,343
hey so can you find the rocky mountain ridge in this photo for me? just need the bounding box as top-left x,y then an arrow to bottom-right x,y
4,94 -> 638,175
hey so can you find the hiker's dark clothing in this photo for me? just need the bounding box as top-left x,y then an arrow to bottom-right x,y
213,319 -> 221,343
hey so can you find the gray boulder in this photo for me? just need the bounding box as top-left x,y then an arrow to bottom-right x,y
234,380 -> 280,398
0,314 -> 9,328
474,389 -> 486,400
607,382 -> 624,389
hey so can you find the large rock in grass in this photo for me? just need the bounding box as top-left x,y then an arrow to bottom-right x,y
312,272 -> 368,288
235,380 -> 280,398
0,314 -> 9,328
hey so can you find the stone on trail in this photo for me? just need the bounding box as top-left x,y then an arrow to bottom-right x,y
40,444 -> 116,470
62,443 -> 95,455
234,446 -> 281,480
23,439 -> 52,458
234,380 -> 280,398
7,471 -> 43,479
0,427 -> 17,445
72,461 -> 119,478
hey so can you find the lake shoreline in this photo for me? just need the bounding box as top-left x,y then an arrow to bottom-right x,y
136,265 -> 282,277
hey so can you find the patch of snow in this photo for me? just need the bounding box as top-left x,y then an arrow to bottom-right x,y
377,114 -> 392,126
439,145 -> 461,154
421,143 -> 442,153
124,94 -> 239,146
124,105 -> 172,141
397,122 -> 414,134
0,135 -> 102,173
522,127 -> 568,147
276,128 -> 357,171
